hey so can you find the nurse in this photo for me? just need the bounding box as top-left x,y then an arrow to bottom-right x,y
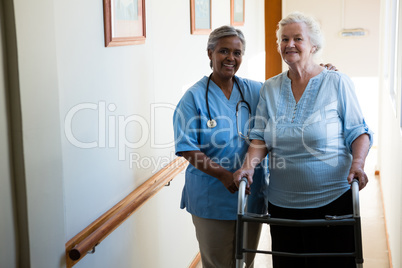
173,26 -> 268,268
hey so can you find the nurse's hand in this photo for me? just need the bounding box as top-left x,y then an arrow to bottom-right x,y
220,172 -> 239,194
320,63 -> 338,71
233,168 -> 254,195
180,150 -> 239,194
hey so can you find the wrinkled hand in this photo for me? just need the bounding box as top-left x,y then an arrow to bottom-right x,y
320,63 -> 338,71
233,168 -> 255,195
347,160 -> 368,190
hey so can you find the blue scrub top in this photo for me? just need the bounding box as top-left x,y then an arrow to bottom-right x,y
173,75 -> 268,220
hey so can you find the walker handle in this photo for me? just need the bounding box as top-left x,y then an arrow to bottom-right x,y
351,179 -> 360,217
237,177 -> 248,215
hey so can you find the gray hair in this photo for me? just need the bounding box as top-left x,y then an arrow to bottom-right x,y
207,25 -> 246,68
276,12 -> 323,54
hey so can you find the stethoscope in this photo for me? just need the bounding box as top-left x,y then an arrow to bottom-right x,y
205,73 -> 252,140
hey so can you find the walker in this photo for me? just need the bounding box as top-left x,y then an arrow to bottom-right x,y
235,178 -> 364,268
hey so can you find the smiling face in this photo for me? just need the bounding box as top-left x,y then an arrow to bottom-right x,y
208,36 -> 243,81
279,22 -> 316,66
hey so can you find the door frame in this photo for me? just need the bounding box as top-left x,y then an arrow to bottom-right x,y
265,0 -> 282,79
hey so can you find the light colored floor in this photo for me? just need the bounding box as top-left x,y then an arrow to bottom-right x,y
196,149 -> 390,268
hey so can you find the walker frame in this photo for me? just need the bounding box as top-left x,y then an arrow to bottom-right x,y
235,178 -> 364,268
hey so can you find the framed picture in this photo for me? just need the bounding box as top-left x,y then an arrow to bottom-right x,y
190,0 -> 212,35
103,0 -> 146,47
231,0 -> 244,26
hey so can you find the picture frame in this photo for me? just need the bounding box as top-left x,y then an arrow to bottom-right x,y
103,0 -> 146,47
231,0 -> 245,26
190,0 -> 212,35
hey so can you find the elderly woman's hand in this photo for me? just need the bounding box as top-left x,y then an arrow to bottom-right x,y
347,159 -> 368,190
233,168 -> 254,195
320,63 -> 338,71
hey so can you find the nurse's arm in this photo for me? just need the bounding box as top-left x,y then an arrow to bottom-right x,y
347,133 -> 370,190
233,140 -> 268,189
180,150 -> 238,194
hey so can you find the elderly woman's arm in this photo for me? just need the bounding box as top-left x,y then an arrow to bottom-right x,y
233,140 -> 268,193
347,133 -> 371,190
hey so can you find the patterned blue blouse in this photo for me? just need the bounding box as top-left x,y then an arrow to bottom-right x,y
250,68 -> 373,209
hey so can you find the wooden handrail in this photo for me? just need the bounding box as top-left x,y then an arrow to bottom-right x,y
65,157 -> 188,267
189,252 -> 201,268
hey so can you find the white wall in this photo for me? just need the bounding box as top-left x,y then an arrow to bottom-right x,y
7,0 -> 266,267
378,0 -> 402,266
283,0 -> 380,77
9,0 -> 67,267
0,2 -> 17,267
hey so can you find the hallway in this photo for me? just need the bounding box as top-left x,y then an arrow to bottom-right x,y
4,0 -> 400,267
254,148 -> 390,267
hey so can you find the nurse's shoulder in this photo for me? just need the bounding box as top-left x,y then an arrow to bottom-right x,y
236,76 -> 263,101
177,76 -> 208,108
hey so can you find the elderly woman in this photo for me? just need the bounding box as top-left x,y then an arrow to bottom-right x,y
233,12 -> 373,268
173,25 -> 268,268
